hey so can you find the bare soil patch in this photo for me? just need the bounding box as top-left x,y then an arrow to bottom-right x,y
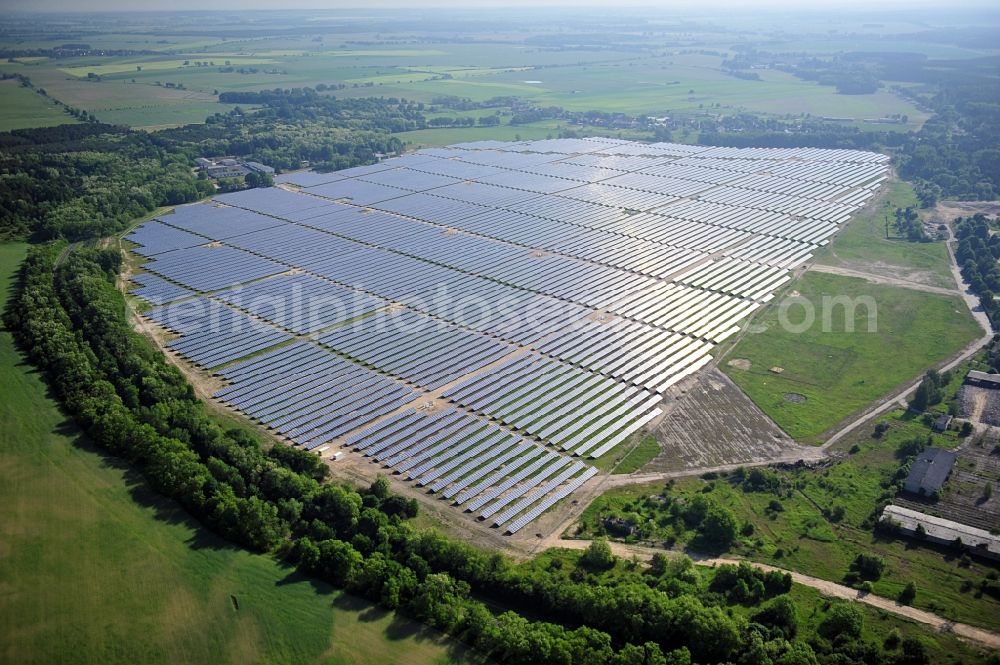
644,369 -> 817,473
727,358 -> 751,370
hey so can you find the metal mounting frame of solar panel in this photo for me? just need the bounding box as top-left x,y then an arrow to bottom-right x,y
386,418 -> 483,470
223,337 -> 324,371
268,371 -> 386,427
371,411 -> 466,461
453,445 -> 547,505
403,424 -> 500,479
585,407 -> 663,458
296,385 -> 417,447
414,429 -> 509,485
502,376 -> 618,433
463,452 -> 563,513
571,394 -> 662,456
345,408 -> 419,448
277,377 -> 401,432
437,440 -> 531,497
221,352 -> 344,402
359,409 -> 458,457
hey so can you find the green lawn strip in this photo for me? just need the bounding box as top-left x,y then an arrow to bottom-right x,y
598,432 -> 661,474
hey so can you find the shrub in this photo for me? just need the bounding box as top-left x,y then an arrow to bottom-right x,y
580,538 -> 616,570
818,603 -> 863,641
899,581 -> 917,605
851,553 -> 886,580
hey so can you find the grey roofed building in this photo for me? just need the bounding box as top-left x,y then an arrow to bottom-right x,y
881,505 -> 999,559
932,414 -> 953,433
966,370 -> 1000,388
903,447 -> 957,496
205,164 -> 250,179
244,161 -> 275,174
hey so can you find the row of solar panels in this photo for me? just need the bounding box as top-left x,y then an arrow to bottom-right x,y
214,341 -> 418,449
441,353 -> 663,458
453,137 -> 888,164
345,408 -> 598,534
126,138 -> 888,534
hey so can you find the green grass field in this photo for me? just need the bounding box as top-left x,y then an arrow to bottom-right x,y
595,433 -> 661,474
0,242 -> 476,665
814,180 -> 955,289
0,80 -> 76,131
721,272 -> 981,441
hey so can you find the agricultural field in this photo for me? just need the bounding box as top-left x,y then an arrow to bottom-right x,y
573,408 -> 1000,631
0,242 -> 476,665
721,271 -> 981,441
396,120 -> 651,149
0,15 -> 940,130
0,79 -> 76,131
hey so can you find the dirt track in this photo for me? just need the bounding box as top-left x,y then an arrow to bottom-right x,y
808,262 -> 962,297
822,224 -> 994,449
551,538 -> 1000,650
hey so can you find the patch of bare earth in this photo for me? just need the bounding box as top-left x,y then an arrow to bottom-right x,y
934,200 -> 1000,220
727,358 -> 751,371
643,369 -> 821,473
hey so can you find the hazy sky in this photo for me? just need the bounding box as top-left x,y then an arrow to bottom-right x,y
4,0 -> 998,12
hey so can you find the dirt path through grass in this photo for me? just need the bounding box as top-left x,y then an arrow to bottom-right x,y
551,538 -> 1000,650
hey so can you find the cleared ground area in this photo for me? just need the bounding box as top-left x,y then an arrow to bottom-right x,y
647,369 -> 818,473
126,137 -> 888,534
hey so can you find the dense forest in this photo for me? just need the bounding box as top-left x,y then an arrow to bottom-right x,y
0,92 -> 415,241
0,123 -> 212,240
5,241 -> 940,665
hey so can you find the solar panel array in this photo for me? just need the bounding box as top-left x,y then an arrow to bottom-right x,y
146,298 -> 292,369
128,137 -> 888,534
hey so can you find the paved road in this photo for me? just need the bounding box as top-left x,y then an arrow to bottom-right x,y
553,538 -> 1000,650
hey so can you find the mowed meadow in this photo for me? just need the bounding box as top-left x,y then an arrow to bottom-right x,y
0,243 -> 476,665
0,79 -> 78,131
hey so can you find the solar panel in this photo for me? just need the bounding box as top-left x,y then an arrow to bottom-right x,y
129,137 -> 888,535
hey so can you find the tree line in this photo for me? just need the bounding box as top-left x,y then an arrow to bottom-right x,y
5,242 -> 933,664
956,213 -> 1000,326
0,91 -> 419,241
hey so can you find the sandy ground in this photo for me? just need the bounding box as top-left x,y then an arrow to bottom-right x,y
645,370 -> 821,473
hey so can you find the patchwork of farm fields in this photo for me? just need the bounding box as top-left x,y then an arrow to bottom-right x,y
0,40 -> 933,129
